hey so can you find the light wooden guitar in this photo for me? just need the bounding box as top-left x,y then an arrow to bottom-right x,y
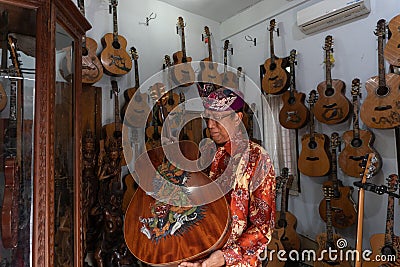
261,19 -> 289,95
384,14 -> 400,67
275,168 -> 301,252
198,26 -> 221,86
360,19 -> 400,129
100,0 -> 132,76
298,90 -> 330,177
172,17 -> 195,87
363,174 -> 400,267
219,40 -> 238,89
279,49 -> 309,129
338,79 -> 382,178
314,35 -> 350,125
319,132 -> 357,229
77,0 -> 103,84
314,186 -> 351,267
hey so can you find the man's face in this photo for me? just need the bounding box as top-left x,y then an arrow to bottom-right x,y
203,110 -> 243,145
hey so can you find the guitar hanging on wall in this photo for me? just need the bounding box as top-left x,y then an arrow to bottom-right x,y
384,14 -> 400,67
198,26 -> 221,86
219,40 -> 238,89
360,19 -> 400,129
100,0 -> 132,77
314,35 -> 350,125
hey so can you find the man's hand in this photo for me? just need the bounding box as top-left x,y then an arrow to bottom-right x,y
179,250 -> 225,267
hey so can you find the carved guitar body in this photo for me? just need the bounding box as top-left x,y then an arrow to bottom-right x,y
314,233 -> 352,267
219,40 -> 238,89
198,26 -> 221,86
384,14 -> 400,67
0,82 -> 7,111
82,37 -> 104,84
298,133 -> 330,177
264,227 -> 285,267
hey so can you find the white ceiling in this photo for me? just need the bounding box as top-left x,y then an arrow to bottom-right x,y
157,0 -> 264,23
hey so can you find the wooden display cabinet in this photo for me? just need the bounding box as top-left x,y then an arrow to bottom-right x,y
0,0 -> 90,266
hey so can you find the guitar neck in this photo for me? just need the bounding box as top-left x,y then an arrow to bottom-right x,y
330,148 -> 339,190
181,27 -> 188,62
223,50 -> 227,72
207,36 -> 213,62
325,199 -> 334,245
352,94 -> 360,139
112,4 -> 119,42
289,60 -> 295,96
377,30 -> 386,87
384,191 -> 395,246
325,49 -> 333,88
280,184 -> 288,220
309,104 -> 315,142
269,28 -> 275,64
134,59 -> 140,88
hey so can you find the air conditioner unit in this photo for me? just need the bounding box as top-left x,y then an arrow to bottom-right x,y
297,0 -> 371,34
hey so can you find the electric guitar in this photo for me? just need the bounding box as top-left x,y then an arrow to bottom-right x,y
314,35 -> 350,125
198,26 -> 221,86
77,0 -> 103,84
279,49 -> 309,129
172,17 -> 195,87
261,19 -> 289,95
360,19 -> 400,129
122,47 -> 150,128
100,0 -> 132,76
319,132 -> 357,229
338,78 -> 382,178
363,174 -> 400,267
219,40 -> 238,89
298,90 -> 330,177
384,14 -> 400,67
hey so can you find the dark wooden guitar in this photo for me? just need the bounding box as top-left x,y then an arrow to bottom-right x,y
298,90 -> 330,177
219,40 -> 238,89
315,186 -> 352,267
0,82 -> 6,111
162,55 -> 180,118
172,17 -> 195,87
319,132 -> 357,229
121,47 -> 150,128
77,0 -> 103,84
275,168 -> 301,252
360,19 -> 400,129
100,0 -> 132,76
314,35 -> 350,125
279,49 -> 309,129
364,174 -> 400,267
124,141 -> 231,266
384,14 -> 400,67
338,78 -> 382,178
261,19 -> 289,95
198,26 -> 221,86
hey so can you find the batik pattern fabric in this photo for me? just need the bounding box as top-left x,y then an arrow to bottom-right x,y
208,139 -> 276,267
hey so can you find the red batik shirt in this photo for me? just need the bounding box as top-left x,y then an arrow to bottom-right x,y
207,138 -> 276,267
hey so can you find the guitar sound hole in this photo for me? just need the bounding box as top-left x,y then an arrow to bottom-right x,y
381,245 -> 396,257
350,138 -> 362,148
153,132 -> 160,140
278,219 -> 287,228
112,41 -> 121,50
134,94 -> 142,102
325,87 -> 334,97
377,86 -> 389,96
82,47 -> 88,56
168,98 -> 175,106
308,141 -> 317,149
113,130 -> 122,139
288,97 -> 295,105
269,63 -> 276,71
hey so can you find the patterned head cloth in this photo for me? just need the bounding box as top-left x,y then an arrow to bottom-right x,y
203,87 -> 245,112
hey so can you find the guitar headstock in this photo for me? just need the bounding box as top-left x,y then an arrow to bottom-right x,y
179,92 -> 185,104
323,185 -> 334,200
386,174 -> 399,193
177,16 -> 185,30
111,80 -> 119,95
307,90 -> 318,105
359,153 -> 377,183
204,26 -> 210,38
289,49 -> 297,65
164,55 -> 172,68
276,167 -> 294,190
324,35 -> 333,52
237,66 -> 242,77
351,78 -> 361,96
224,40 -> 229,51
330,132 -> 340,151
130,47 -> 138,61
110,0 -> 118,7
268,19 -> 276,32
7,36 -> 22,77
374,19 -> 386,37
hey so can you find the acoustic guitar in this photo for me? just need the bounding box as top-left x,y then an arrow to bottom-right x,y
363,174 -> 400,267
279,49 -> 309,129
172,17 -> 195,87
360,19 -> 400,129
124,141 -> 231,266
100,0 -> 132,76
338,78 -> 382,178
77,0 -> 103,84
162,55 -> 180,118
298,90 -> 330,177
314,35 -> 350,125
121,47 -> 150,128
384,14 -> 400,67
219,40 -> 238,89
198,26 -> 221,86
319,132 -> 357,229
261,19 -> 289,95
314,186 -> 352,267
264,227 -> 285,267
275,168 -> 301,252
0,82 -> 6,111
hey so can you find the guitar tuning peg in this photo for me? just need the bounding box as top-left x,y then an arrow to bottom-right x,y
276,27 -> 280,37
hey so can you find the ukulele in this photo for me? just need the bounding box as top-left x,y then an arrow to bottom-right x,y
363,174 -> 400,267
314,35 -> 350,125
338,79 -> 382,178
319,132 -> 357,229
219,40 -> 238,89
1,36 -> 22,249
172,17 -> 195,87
354,153 -> 378,267
275,168 -> 301,252
261,19 -> 289,95
384,14 -> 400,67
124,141 -> 231,266
77,0 -> 103,84
198,26 -> 221,86
178,92 -> 194,142
100,0 -> 132,76
298,90 -> 330,177
314,186 -> 352,267
360,19 -> 400,129
121,47 -> 150,128
279,49 -> 309,129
